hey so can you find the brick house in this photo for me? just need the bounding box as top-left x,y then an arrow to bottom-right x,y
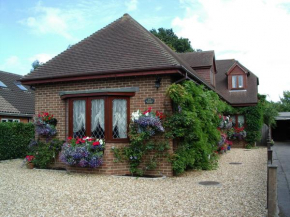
0,70 -> 34,123
21,14 -> 258,176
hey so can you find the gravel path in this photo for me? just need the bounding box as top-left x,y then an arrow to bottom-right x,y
0,148 -> 267,217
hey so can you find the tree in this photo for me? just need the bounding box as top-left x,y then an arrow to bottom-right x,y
279,91 -> 290,112
30,60 -> 43,72
263,101 -> 279,127
150,28 -> 196,53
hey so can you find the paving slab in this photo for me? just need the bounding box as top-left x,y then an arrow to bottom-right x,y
272,142 -> 290,217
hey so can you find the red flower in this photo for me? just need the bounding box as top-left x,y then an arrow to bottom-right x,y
67,137 -> 72,141
88,138 -> 94,141
156,111 -> 165,119
25,155 -> 34,162
93,141 -> 100,146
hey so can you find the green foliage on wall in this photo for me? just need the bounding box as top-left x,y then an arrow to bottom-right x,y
232,94 -> 265,147
0,122 -> 34,160
165,81 -> 231,174
112,123 -> 170,176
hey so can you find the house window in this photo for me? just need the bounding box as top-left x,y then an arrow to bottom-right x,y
0,81 -> 7,88
232,75 -> 244,89
230,115 -> 245,127
69,96 -> 129,142
1,119 -> 20,123
15,83 -> 28,91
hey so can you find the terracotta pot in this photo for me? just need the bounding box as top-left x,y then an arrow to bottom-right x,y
26,162 -> 34,169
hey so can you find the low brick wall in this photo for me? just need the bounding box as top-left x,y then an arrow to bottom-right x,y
50,141 -> 174,177
232,140 -> 247,148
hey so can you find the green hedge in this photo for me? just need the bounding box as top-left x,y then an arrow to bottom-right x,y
0,122 -> 35,160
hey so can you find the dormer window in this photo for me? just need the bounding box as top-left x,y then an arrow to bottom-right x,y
232,75 -> 244,89
227,63 -> 248,90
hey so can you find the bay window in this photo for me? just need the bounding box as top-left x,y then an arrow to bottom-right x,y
69,96 -> 129,142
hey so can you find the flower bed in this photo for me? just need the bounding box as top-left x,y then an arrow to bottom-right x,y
59,137 -> 105,168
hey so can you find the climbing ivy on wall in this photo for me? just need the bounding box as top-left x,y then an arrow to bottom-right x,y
233,94 -> 265,147
165,81 -> 232,174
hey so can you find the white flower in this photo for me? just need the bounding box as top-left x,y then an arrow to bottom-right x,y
99,139 -> 103,145
145,112 -> 149,116
131,110 -> 141,121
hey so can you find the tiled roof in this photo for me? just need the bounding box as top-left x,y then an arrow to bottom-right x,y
177,51 -> 215,68
0,71 -> 35,116
215,60 -> 258,105
21,14 -> 212,90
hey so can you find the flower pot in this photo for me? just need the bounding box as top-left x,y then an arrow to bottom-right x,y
26,162 -> 34,169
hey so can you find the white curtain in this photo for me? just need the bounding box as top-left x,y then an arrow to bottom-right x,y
91,99 -> 105,132
73,100 -> 86,133
112,99 -> 127,138
238,115 -> 245,127
232,76 -> 237,88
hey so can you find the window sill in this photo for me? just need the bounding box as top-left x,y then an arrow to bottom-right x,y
229,89 -> 247,92
106,139 -> 129,143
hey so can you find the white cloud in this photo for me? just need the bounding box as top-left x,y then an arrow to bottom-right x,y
172,0 -> 290,102
19,2 -> 84,41
0,56 -> 27,75
125,0 -> 138,11
28,53 -> 55,64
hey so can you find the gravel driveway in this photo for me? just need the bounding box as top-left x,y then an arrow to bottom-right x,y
0,148 -> 267,217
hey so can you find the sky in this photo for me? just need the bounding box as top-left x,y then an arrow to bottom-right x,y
0,0 -> 290,102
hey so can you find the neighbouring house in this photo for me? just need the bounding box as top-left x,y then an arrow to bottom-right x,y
21,14 -> 259,176
0,70 -> 35,123
178,52 -> 259,147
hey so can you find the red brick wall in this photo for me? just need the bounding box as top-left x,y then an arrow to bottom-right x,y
35,75 -> 174,176
195,66 -> 215,87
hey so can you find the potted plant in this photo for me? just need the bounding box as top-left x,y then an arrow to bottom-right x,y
25,155 -> 34,169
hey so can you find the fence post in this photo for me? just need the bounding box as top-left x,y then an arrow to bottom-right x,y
268,165 -> 278,217
267,142 -> 272,150
268,149 -> 273,164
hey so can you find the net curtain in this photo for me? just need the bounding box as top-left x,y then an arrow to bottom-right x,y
112,99 -> 127,138
91,99 -> 105,133
73,100 -> 86,134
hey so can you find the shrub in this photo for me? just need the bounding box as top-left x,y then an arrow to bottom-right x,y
165,81 -> 229,174
0,122 -> 34,160
30,139 -> 63,169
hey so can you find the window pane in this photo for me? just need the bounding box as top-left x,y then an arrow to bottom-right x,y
112,99 -> 127,138
210,70 -> 213,85
91,99 -> 105,138
73,100 -> 86,138
238,76 -> 243,88
16,84 -> 28,91
238,115 -> 245,127
232,76 -> 237,88
230,115 -> 236,127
